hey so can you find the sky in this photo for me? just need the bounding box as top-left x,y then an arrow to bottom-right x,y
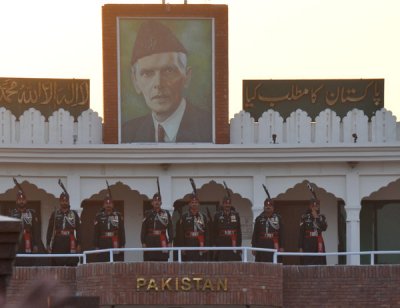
1,0 -> 399,120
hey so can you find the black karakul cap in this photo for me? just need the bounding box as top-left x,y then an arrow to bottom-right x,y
153,193 -> 161,201
104,194 -> 113,205
223,195 -> 231,204
17,190 -> 25,199
189,192 -> 199,202
131,20 -> 187,65
264,198 -> 274,206
60,191 -> 69,201
310,198 -> 320,204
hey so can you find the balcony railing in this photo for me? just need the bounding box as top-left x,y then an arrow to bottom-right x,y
16,247 -> 400,265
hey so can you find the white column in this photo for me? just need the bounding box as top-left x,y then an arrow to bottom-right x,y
252,175 -> 265,218
159,175 -> 173,212
67,174 -> 82,212
345,170 -> 361,265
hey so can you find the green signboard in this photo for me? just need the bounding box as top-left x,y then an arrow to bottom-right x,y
243,79 -> 384,121
0,77 -> 90,120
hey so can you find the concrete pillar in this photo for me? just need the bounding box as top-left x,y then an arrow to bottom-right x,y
67,174 -> 81,212
345,170 -> 361,265
252,174 -> 265,218
159,175 -> 173,212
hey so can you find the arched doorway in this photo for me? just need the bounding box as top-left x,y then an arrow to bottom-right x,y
274,181 -> 345,265
361,180 -> 400,264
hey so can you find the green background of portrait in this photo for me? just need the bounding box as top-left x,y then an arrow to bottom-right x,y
119,18 -> 213,127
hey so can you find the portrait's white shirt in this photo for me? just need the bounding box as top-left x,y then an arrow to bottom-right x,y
152,98 -> 186,142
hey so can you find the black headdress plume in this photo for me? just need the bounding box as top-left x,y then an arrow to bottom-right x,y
262,184 -> 271,201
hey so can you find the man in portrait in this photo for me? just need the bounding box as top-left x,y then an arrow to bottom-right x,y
120,20 -> 213,143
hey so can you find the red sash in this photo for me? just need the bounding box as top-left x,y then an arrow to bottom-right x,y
317,235 -> 324,253
272,234 -> 279,250
112,235 -> 119,248
70,234 -> 77,253
160,232 -> 167,248
231,233 -> 237,247
23,230 -> 32,253
198,234 -> 205,247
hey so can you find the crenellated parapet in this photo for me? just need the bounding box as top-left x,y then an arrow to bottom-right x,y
1,106 -> 399,146
0,107 -> 102,145
230,108 -> 399,145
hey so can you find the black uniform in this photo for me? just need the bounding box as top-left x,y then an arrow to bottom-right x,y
213,208 -> 242,261
93,210 -> 125,262
46,209 -> 81,266
178,211 -> 210,261
298,210 -> 328,265
10,208 -> 41,266
252,212 -> 283,262
141,209 -> 173,261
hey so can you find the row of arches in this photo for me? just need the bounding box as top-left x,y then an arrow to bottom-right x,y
1,179 -> 400,264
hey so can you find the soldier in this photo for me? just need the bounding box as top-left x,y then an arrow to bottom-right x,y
298,184 -> 328,265
178,179 -> 210,261
252,185 -> 284,263
213,182 -> 242,261
141,181 -> 173,261
10,179 -> 41,266
93,188 -> 125,262
46,180 -> 81,266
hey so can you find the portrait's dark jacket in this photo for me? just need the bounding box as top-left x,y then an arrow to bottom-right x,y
121,102 -> 212,143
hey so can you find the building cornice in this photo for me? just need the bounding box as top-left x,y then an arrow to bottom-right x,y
1,144 -> 400,165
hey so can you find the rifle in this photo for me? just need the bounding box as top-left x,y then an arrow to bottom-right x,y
58,179 -> 69,199
189,178 -> 197,196
13,177 -> 24,196
48,205 -> 57,253
106,180 -> 112,200
223,181 -> 231,200
306,181 -> 320,214
156,177 -> 161,200
306,181 -> 318,201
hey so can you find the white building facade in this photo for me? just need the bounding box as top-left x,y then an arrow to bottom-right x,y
1,106 -> 400,265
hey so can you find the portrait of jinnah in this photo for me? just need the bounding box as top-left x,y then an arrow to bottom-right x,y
119,19 -> 213,143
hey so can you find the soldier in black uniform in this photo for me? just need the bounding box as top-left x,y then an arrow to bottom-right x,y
93,194 -> 125,262
10,188 -> 41,266
46,190 -> 81,266
178,180 -> 210,261
141,191 -> 173,261
298,198 -> 328,265
213,192 -> 242,261
252,196 -> 284,263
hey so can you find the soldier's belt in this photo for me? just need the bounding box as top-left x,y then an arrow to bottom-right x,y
147,229 -> 166,236
305,230 -> 319,237
259,233 -> 275,239
101,232 -> 116,237
56,230 -> 73,236
219,230 -> 236,236
185,231 -> 201,238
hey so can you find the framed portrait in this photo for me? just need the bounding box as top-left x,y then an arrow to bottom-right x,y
102,4 -> 229,144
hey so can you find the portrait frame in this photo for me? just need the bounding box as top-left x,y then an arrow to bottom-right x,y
102,4 -> 229,144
